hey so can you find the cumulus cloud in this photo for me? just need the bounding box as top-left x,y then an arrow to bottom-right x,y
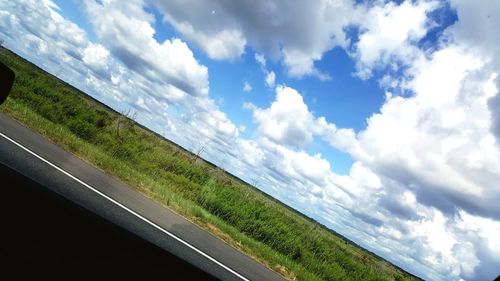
314,1 -> 500,279
238,1 -> 500,278
0,0 -> 87,64
265,71 -> 275,88
245,86 -> 308,147
254,53 -> 278,88
254,53 -> 266,68
243,81 -> 252,92
344,45 -> 500,221
168,20 -> 246,61
490,84 -> 500,139
0,0 -> 242,170
84,0 -> 209,97
78,0 -> 245,162
82,42 -> 110,78
353,0 -> 439,78
245,85 -> 356,151
152,0 -> 440,81
223,137 -> 340,207
245,86 -> 315,148
152,0 -> 360,79
446,0 -> 500,145
82,43 -> 109,68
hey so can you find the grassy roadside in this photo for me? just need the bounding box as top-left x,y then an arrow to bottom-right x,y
0,47 -> 420,281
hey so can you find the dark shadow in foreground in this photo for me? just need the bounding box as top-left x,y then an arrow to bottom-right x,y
0,162 -> 219,280
0,60 -> 15,105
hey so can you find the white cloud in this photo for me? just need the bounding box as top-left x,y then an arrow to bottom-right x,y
246,86 -> 316,148
265,71 -> 275,88
353,0 -> 439,78
243,81 -> 252,92
0,0 -> 242,176
225,137 -> 339,205
313,1 -> 500,279
344,45 -> 500,221
254,53 -> 266,68
152,0 -> 360,79
152,0 -> 439,81
166,20 -> 246,60
0,0 -> 87,63
447,0 -> 500,144
82,42 -> 109,74
255,53 -> 278,88
246,85 -> 357,153
238,1 -> 500,279
84,0 -> 209,97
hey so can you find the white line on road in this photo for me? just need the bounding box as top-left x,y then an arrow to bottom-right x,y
0,132 -> 249,281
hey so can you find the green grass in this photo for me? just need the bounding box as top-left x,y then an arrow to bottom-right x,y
0,47 -> 420,281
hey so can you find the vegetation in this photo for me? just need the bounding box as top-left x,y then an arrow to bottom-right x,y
0,47 -> 420,281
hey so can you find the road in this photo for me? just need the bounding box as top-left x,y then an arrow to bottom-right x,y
0,113 -> 285,281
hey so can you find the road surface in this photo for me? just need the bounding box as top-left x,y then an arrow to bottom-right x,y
0,113 -> 285,281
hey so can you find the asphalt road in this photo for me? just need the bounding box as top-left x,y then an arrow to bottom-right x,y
0,113 -> 285,281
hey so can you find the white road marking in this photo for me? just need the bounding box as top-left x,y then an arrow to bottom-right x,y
0,132 -> 250,281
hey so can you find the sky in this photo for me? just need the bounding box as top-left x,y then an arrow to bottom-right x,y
1,0 -> 499,280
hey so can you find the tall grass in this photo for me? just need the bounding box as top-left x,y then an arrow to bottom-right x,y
0,47 -> 420,281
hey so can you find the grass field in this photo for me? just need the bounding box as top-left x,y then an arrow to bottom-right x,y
0,46 -> 421,281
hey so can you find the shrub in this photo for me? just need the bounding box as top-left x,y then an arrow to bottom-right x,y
68,118 -> 97,140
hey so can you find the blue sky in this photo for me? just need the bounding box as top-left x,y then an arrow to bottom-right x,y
1,1 -> 500,280
51,0 -> 389,175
